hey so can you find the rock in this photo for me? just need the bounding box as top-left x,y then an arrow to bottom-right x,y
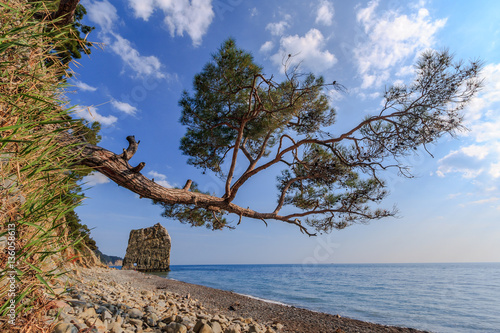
128,318 -> 143,327
248,324 -> 262,333
165,322 -> 188,333
80,307 -> 97,319
66,299 -> 87,310
122,223 -> 171,272
53,322 -> 78,333
127,308 -> 144,319
146,312 -> 159,327
198,323 -> 213,333
224,324 -> 241,333
194,319 -> 206,332
110,322 -> 125,333
210,321 -> 222,333
274,323 -> 284,331
84,317 -> 106,332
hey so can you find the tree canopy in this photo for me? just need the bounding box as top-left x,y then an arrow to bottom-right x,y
75,39 -> 482,236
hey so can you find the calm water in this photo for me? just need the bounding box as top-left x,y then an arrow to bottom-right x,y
148,263 -> 500,332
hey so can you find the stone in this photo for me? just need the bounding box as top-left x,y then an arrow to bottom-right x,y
198,323 -> 213,333
53,322 -> 78,333
110,323 -> 125,333
80,307 -> 97,319
128,318 -> 143,327
128,308 -> 144,319
146,312 -> 159,327
210,321 -> 222,333
224,324 -> 241,333
165,322 -> 188,333
194,319 -> 206,332
122,223 -> 171,272
248,324 -> 262,333
66,299 -> 87,310
84,317 -> 106,332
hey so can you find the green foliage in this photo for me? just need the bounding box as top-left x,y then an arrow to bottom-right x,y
94,249 -> 122,265
172,39 -> 481,234
39,0 -> 95,66
65,210 -> 96,251
154,182 -> 230,230
179,39 -> 335,174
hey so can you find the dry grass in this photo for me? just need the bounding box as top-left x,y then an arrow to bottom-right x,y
0,1 -> 94,331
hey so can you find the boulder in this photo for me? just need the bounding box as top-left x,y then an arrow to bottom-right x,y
122,223 -> 171,272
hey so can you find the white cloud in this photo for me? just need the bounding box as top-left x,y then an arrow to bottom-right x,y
436,145 -> 492,178
84,0 -> 168,79
460,145 -> 490,160
147,170 -> 174,188
127,0 -> 155,20
266,19 -> 290,37
111,100 -> 138,115
316,1 -> 334,26
460,197 -> 500,207
73,105 -> 117,126
73,80 -> 97,92
395,65 -> 414,77
489,162 -> 500,178
271,29 -> 337,73
354,1 -> 446,89
260,41 -> 274,53
439,62 -> 500,181
83,172 -> 110,186
127,0 -> 214,47
84,0 -> 118,33
110,34 -> 165,79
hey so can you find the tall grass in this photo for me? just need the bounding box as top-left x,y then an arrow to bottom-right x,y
0,1 -> 92,331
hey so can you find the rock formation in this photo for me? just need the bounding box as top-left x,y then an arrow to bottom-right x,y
122,223 -> 171,272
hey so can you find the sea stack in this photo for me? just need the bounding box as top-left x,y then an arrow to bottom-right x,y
122,223 -> 171,272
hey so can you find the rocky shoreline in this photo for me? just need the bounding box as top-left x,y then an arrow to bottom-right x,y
49,267 -> 429,333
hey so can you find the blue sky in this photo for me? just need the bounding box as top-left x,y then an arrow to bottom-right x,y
72,0 -> 500,264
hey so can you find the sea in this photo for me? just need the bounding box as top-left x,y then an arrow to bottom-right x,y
136,263 -> 500,333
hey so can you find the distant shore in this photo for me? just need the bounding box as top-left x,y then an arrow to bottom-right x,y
57,267 -> 429,333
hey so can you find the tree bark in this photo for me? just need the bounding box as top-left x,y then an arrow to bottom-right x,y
70,134 -> 316,235
53,0 -> 80,26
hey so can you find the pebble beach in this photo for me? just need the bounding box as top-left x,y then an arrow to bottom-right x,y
48,267 -> 429,333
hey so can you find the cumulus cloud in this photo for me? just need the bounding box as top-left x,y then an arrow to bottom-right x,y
316,0 -> 334,26
435,63 -> 500,181
436,145 -> 491,178
83,172 -> 110,186
271,29 -> 337,73
73,80 -> 97,92
84,0 -> 118,33
489,162 -> 500,178
353,1 -> 446,89
147,170 -> 174,188
73,105 -> 117,126
260,41 -> 274,53
127,0 -> 214,47
111,100 -> 138,115
266,19 -> 290,36
85,0 -> 167,79
110,34 -> 165,79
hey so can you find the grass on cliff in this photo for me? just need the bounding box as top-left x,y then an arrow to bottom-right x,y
0,1 -> 96,331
